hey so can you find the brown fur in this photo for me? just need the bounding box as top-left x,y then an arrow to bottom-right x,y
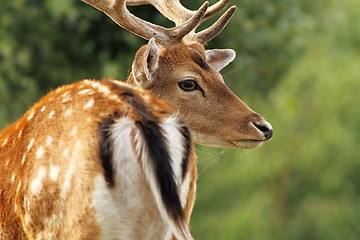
0,79 -> 197,240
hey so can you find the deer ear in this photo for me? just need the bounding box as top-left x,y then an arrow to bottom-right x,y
205,49 -> 236,71
132,38 -> 160,88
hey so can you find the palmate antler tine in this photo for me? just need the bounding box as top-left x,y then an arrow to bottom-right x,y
126,0 -> 230,24
126,0 -> 192,24
193,6 -> 236,44
125,0 -> 234,43
169,2 -> 208,39
81,0 -> 208,46
202,0 -> 231,21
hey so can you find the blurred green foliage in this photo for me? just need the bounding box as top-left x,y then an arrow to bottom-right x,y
0,0 -> 359,239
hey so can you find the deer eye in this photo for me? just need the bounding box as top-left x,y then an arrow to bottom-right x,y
178,80 -> 197,91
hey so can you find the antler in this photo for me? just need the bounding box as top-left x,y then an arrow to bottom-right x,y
127,0 -> 236,44
81,0 -> 236,45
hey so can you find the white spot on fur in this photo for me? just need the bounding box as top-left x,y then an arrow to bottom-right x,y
1,138 -> 8,147
42,214 -> 62,230
25,214 -> 32,225
35,233 -> 41,240
31,167 -> 46,195
27,111 -> 35,121
11,174 -> 16,183
42,217 -> 50,227
18,129 -> 23,139
40,105 -> 46,113
21,154 -> 26,165
78,89 -> 92,95
85,80 -> 111,95
99,112 -> 108,118
36,146 -> 44,159
49,166 -> 59,181
27,138 -> 35,151
64,148 -> 70,158
84,99 -> 95,110
48,110 -> 55,119
70,126 -> 77,137
141,94 -> 151,103
53,214 -> 62,228
64,108 -> 73,118
16,180 -> 22,195
23,197 -> 30,211
109,94 -> 119,101
61,91 -> 70,97
46,136 -> 53,147
61,96 -> 72,103
86,116 -> 93,122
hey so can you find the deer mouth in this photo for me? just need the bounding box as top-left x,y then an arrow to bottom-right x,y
192,133 -> 269,149
232,139 -> 265,149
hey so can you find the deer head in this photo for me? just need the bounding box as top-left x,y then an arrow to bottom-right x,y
81,0 -> 273,149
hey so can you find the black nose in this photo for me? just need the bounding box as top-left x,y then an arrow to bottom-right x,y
253,122 -> 273,140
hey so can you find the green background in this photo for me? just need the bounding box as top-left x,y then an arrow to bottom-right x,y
1,0 -> 359,239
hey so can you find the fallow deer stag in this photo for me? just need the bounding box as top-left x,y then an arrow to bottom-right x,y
0,0 -> 273,239
87,0 -> 273,148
